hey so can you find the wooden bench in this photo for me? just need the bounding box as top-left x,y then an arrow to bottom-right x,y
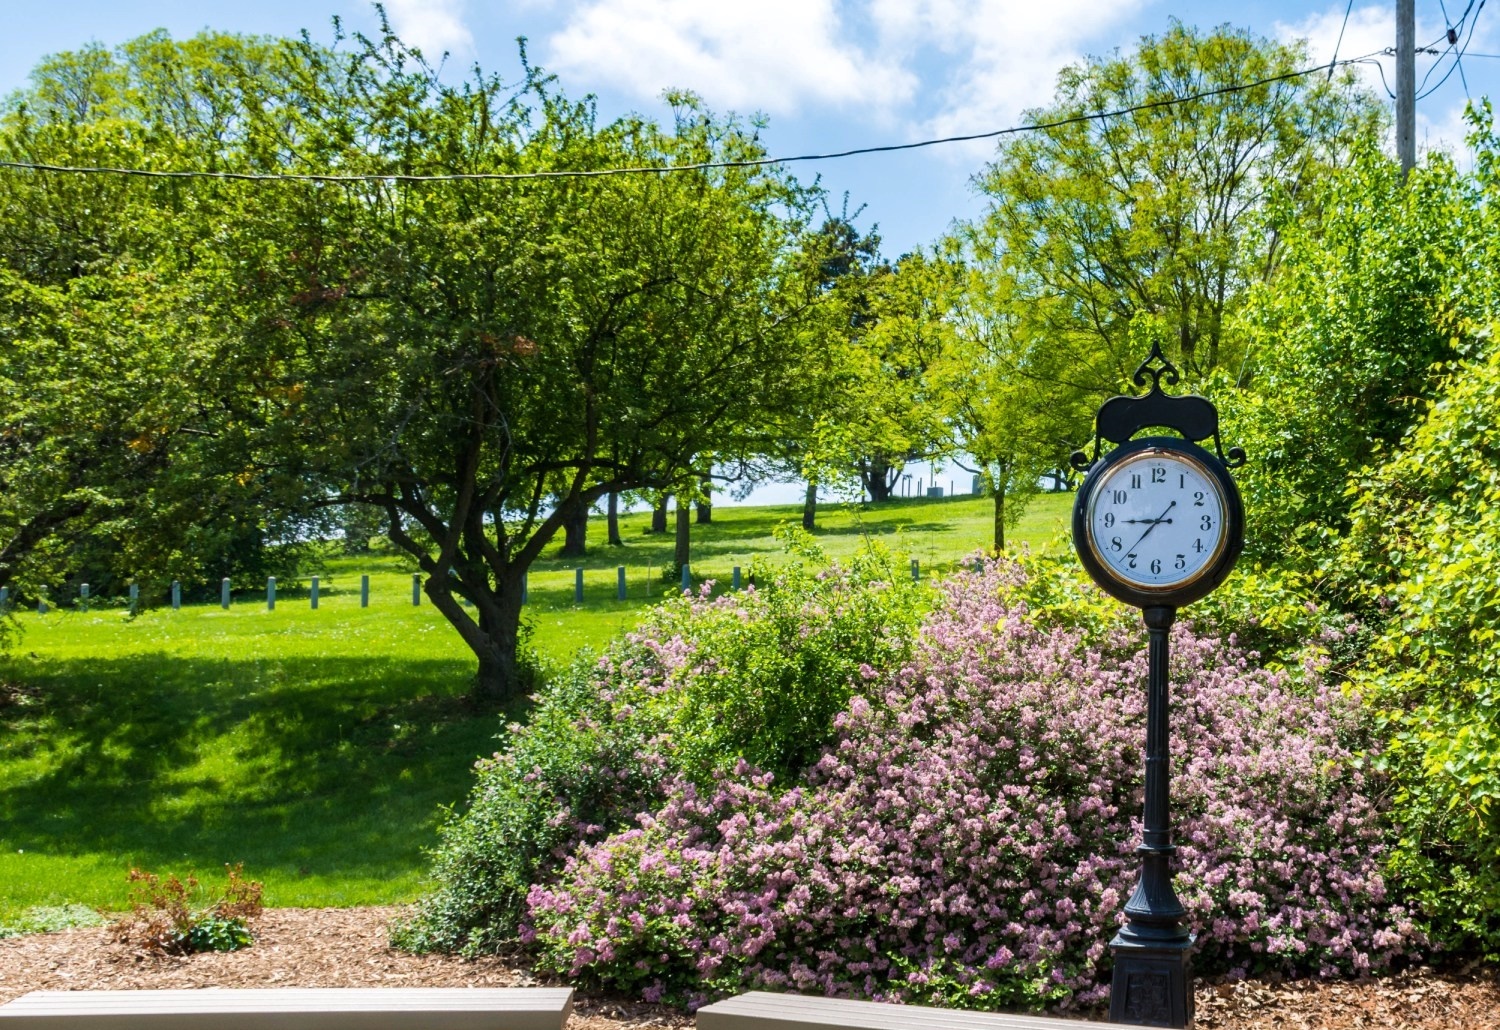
695,991 -> 1139,1030
0,987 -> 573,1029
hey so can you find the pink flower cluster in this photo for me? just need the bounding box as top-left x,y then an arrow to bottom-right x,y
524,560 -> 1420,1009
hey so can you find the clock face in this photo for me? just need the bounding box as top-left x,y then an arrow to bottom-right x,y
1085,448 -> 1229,590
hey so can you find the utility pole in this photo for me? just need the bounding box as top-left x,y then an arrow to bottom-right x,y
1397,0 -> 1416,176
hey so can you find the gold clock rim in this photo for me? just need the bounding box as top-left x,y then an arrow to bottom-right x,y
1084,446 -> 1231,593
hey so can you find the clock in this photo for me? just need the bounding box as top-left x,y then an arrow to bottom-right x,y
1072,436 -> 1244,609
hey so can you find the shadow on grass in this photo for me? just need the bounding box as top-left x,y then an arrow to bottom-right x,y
0,652 -> 521,884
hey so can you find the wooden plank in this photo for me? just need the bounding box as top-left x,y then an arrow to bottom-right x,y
695,992 -> 1137,1030
0,987 -> 573,1030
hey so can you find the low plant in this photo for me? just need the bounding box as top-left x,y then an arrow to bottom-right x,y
526,559 -> 1419,1009
113,864 -> 262,954
0,903 -> 105,939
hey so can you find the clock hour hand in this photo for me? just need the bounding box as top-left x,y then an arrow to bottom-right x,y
1121,517 -> 1174,524
1124,500 -> 1176,554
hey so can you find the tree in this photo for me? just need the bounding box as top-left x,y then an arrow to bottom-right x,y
973,21 -> 1383,397
198,34 -> 825,701
0,45 -> 255,605
930,243 -> 1085,550
1226,141 -> 1489,569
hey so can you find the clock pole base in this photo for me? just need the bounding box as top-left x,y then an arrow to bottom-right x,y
1109,939 -> 1194,1027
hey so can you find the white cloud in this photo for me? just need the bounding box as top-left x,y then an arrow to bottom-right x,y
545,0 -> 915,114
385,0 -> 475,61
543,0 -> 1147,158
869,0 -> 1150,162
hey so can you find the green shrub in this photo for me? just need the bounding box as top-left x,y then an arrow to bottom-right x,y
1225,144 -> 1487,574
1336,329 -> 1500,957
392,532 -> 933,955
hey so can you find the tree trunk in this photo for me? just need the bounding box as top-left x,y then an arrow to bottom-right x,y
861,456 -> 899,502
650,496 -> 668,534
802,480 -> 817,530
675,496 -> 691,573
559,496 -> 588,557
424,570 -> 527,705
607,492 -> 623,545
993,477 -> 1007,553
695,498 -> 712,524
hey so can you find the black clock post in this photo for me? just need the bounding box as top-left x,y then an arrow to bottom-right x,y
1068,345 -> 1245,1028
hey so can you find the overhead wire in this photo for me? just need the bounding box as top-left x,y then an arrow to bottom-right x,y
1418,0 -> 1485,100
1328,0 -> 1357,80
0,50 -> 1390,185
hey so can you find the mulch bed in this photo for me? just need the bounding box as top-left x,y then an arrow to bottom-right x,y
1,907 -> 1496,1028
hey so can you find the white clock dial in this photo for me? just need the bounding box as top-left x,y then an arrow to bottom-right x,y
1086,449 -> 1228,590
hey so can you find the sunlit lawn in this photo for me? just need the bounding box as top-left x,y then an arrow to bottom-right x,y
0,492 -> 1071,921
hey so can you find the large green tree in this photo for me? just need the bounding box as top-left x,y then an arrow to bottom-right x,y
4,28 -> 833,700
0,48 -> 253,606
203,37 -> 823,701
973,21 -> 1383,397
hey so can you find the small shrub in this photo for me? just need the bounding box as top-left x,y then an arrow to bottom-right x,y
392,533 -> 932,955
526,560 -> 1419,1009
113,864 -> 263,954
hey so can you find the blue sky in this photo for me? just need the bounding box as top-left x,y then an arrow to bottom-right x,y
3,2 -> 1494,505
2,1 -> 1494,257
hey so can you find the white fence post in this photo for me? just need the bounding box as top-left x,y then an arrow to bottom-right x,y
221,578 -> 231,609
360,574 -> 370,608
171,581 -> 181,610
267,576 -> 277,611
310,575 -> 319,609
617,566 -> 626,600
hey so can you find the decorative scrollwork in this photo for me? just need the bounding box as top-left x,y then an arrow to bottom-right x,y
1131,341 -> 1180,394
1076,343 -> 1245,470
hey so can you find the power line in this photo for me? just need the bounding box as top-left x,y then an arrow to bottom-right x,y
0,51 -> 1387,186
1418,0 -> 1486,99
1328,0 -> 1357,80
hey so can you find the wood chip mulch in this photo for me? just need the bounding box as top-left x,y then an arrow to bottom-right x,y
0,907 -> 1496,1028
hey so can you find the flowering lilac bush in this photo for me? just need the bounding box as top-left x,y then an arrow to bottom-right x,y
526,560 -> 1419,1009
392,534 -> 930,954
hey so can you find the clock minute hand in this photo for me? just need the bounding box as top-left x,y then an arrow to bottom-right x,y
1121,517 -> 1174,524
1124,500 -> 1177,554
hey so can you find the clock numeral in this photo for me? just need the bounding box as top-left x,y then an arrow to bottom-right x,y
1175,554 -> 1186,570
1194,539 -> 1206,553
1126,553 -> 1138,570
1130,473 -> 1141,489
1110,536 -> 1122,551
1149,558 -> 1162,574
1111,490 -> 1127,504
1193,491 -> 1205,507
1201,514 -> 1213,531
1151,466 -> 1166,483
1103,512 -> 1115,528
1179,473 -> 1186,488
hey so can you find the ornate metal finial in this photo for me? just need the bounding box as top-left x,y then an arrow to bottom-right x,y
1069,343 -> 1246,471
1131,341 -> 1180,394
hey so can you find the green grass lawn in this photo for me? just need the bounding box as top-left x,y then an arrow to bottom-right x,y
0,492 -> 1071,922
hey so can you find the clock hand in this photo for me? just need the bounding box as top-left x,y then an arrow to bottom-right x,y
1121,517 -> 1174,524
1124,500 -> 1176,555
